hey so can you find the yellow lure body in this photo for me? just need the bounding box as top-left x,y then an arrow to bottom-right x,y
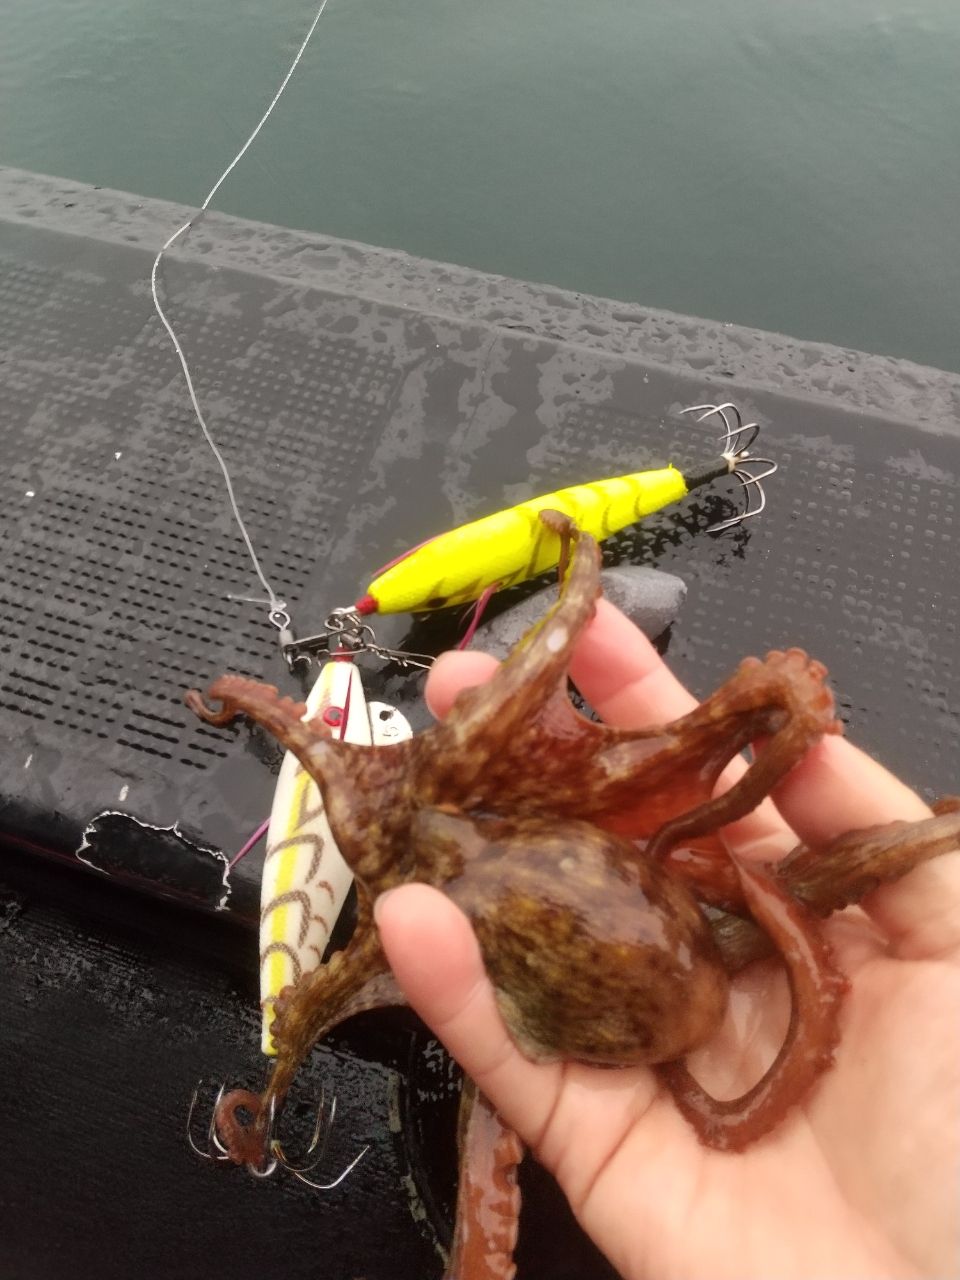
362,465 -> 689,614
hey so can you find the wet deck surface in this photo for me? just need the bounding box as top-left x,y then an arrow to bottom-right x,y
1,168 -> 958,1278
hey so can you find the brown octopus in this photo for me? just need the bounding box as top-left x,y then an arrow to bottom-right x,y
187,515 -> 959,1280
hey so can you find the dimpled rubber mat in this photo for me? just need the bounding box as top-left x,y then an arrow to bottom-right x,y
0,168 -> 959,1280
1,168 -> 959,918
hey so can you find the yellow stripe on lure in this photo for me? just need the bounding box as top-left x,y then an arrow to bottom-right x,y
355,459 -> 731,617
258,660 -> 411,1055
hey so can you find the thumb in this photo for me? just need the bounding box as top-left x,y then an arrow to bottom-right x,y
373,883 -> 562,1144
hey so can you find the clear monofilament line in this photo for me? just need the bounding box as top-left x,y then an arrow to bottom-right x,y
150,0 -> 333,627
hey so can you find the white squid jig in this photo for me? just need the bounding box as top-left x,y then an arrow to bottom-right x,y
259,660 -> 411,1054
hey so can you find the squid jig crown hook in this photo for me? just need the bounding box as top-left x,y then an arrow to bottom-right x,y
682,401 -> 778,533
186,1079 -> 368,1191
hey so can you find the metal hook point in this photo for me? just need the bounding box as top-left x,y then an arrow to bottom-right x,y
186,1079 -> 231,1162
682,402 -> 777,533
705,457 -> 778,532
269,1087 -> 369,1190
287,1143 -> 370,1192
682,400 -> 736,441
682,402 -> 762,459
270,1087 -> 333,1174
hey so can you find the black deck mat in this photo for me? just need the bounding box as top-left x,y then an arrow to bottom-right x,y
1,169 -> 958,1279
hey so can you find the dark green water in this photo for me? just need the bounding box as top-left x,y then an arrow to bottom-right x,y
3,0 -> 959,371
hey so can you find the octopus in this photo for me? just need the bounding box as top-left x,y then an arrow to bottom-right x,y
187,514 -> 959,1280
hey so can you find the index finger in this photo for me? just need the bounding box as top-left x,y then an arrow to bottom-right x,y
568,597 -> 698,724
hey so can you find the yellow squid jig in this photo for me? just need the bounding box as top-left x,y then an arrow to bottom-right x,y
353,403 -> 774,619
276,403 -> 776,677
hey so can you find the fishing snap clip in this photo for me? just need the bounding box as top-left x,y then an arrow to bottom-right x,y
280,608 -> 377,673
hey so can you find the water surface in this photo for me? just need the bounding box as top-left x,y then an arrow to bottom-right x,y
3,0 -> 959,370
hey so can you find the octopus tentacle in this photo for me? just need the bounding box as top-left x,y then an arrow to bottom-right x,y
213,1089 -> 271,1170
474,647 -> 840,843
664,840 -> 744,911
707,802 -> 960,972
430,513 -> 600,784
186,679 -> 376,800
641,650 -> 839,859
444,1079 -> 523,1280
262,891 -> 390,1113
214,891 -> 399,1168
777,799 -> 960,918
658,858 -> 848,1151
214,963 -> 402,1169
664,798 -> 960,930
187,678 -> 415,886
186,679 -> 307,734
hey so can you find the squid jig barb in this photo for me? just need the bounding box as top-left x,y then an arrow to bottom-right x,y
681,401 -> 777,533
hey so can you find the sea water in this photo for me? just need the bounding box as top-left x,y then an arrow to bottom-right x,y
3,0 -> 958,370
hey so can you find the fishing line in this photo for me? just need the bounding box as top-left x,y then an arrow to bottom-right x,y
150,0 -> 333,634
149,0 -> 777,674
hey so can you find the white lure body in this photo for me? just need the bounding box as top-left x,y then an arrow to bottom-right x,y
259,660 -> 411,1054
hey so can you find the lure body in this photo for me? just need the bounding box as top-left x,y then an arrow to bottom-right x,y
259,660 -> 410,1054
357,465 -> 697,615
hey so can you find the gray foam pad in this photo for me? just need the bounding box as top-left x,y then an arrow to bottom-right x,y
476,567 -> 687,660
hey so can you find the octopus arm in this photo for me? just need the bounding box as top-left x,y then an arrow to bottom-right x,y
619,649 -> 839,851
430,523 -> 602,788
214,891 -> 397,1168
778,798 -> 960,916
444,1079 -> 524,1280
707,801 -> 960,972
658,858 -> 848,1151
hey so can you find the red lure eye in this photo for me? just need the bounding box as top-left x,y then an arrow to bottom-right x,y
323,707 -> 344,727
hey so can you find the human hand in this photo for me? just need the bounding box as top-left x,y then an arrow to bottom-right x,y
375,599 -> 960,1280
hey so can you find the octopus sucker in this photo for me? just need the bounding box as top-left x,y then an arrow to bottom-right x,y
186,512 -> 959,1274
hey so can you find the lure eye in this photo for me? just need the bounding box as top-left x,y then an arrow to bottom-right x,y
323,707 -> 344,727
378,708 -> 393,721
